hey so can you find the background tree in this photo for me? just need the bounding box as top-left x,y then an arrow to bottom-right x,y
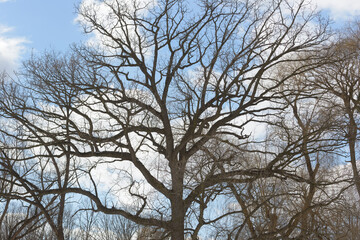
311,22 -> 360,199
0,55 -> 80,240
206,71 -> 350,239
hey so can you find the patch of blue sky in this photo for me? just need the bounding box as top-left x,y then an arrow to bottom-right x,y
0,0 -> 85,64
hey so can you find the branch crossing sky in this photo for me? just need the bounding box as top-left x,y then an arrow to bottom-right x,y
0,0 -> 359,73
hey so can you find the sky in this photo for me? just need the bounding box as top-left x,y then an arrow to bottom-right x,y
0,0 -> 84,72
0,0 -> 359,73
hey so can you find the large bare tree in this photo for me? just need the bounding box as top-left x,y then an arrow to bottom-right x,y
0,0 -> 331,238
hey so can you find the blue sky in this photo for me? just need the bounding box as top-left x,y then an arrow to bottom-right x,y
0,0 -> 83,50
0,0 -> 84,72
0,0 -> 359,73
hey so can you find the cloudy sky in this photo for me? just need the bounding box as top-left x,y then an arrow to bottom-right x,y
0,0 -> 359,73
0,0 -> 84,72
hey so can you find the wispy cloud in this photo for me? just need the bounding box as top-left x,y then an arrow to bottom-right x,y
0,25 -> 28,73
0,25 -> 13,34
313,0 -> 360,20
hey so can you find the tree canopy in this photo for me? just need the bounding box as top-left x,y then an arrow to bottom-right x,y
1,0 -> 360,239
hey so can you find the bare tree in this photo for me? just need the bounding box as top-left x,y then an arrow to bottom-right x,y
310,23 -> 360,199
0,0 -> 331,238
0,55 -> 80,240
203,54 -> 354,239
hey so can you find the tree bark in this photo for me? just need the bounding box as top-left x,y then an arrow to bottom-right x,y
170,161 -> 185,240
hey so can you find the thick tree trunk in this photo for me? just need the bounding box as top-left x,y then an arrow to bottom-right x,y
170,162 -> 185,240
171,199 -> 185,240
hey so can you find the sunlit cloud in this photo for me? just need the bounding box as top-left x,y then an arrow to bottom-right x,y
0,25 -> 28,73
313,0 -> 360,20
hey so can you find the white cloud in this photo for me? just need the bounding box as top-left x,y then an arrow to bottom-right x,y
0,25 -> 27,73
313,0 -> 360,19
0,25 -> 13,34
0,0 -> 12,2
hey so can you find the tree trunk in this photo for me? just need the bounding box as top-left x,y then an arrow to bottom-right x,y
348,118 -> 360,198
170,162 -> 185,240
171,200 -> 185,240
